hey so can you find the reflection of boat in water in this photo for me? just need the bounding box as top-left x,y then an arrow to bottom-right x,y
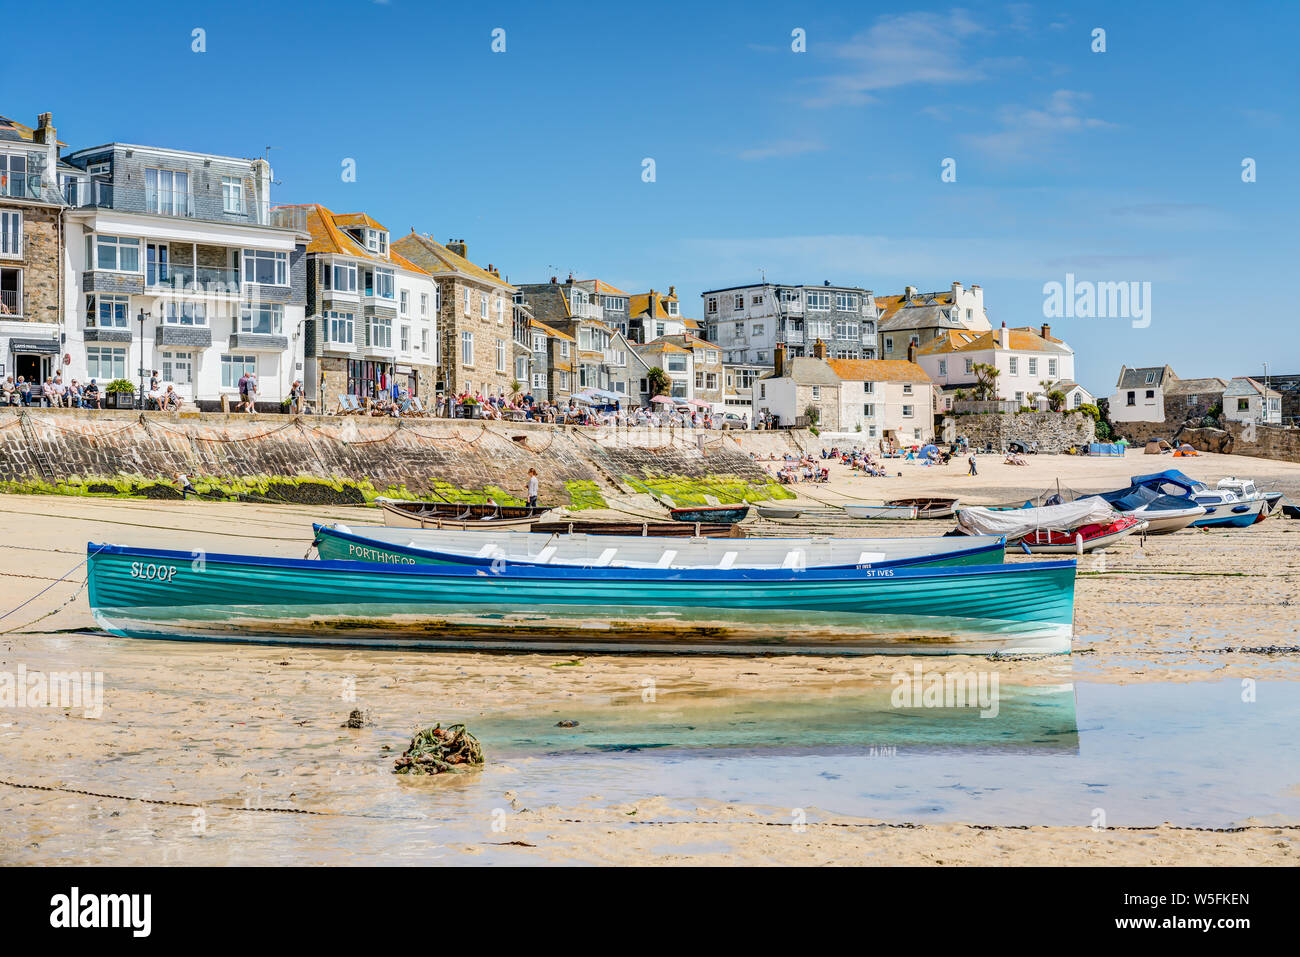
473,682 -> 1080,757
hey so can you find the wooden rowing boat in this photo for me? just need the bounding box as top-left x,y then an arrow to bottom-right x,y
378,497 -> 551,529
886,497 -> 960,519
87,543 -> 1076,655
844,504 -> 919,520
756,504 -> 803,519
668,504 -> 750,524
312,523 -> 1008,570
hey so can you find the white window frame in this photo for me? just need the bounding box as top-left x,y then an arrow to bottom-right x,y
86,294 -> 130,329
242,249 -> 288,286
461,331 -> 475,366
222,176 -> 242,214
240,301 -> 284,335
328,262 -> 357,293
325,310 -> 354,346
86,345 -> 128,381
221,354 -> 257,389
0,210 -> 22,258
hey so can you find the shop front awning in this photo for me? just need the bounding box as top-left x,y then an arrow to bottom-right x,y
8,338 -> 60,355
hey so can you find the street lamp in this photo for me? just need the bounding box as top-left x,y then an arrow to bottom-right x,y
137,308 -> 150,409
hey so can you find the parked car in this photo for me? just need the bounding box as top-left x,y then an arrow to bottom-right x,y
719,412 -> 750,430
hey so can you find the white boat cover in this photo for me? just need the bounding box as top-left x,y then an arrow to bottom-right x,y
956,497 -> 1117,539
325,524 -> 1004,570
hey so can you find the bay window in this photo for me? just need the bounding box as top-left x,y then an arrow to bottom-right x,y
164,301 -> 207,326
86,294 -> 129,328
373,268 -> 394,299
367,316 -> 393,349
326,310 -> 354,346
240,301 -> 283,335
89,234 -> 140,272
326,262 -> 357,293
242,249 -> 288,286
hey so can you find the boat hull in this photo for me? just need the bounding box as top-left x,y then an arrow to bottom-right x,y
1013,514 -> 1138,553
844,504 -> 920,520
668,505 -> 750,524
532,520 -> 743,538
887,498 -> 960,519
379,499 -> 545,530
87,544 -> 1075,655
311,523 -> 1008,571
1190,497 -> 1265,528
1125,505 -> 1203,535
756,505 -> 803,519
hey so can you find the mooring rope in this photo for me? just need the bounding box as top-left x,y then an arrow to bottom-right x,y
0,544 -> 107,634
0,778 -> 427,822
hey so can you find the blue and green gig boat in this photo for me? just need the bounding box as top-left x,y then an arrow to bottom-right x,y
310,523 -> 1007,571
87,543 -> 1076,655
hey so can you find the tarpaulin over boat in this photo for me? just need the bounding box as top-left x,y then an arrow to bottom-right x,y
956,496 -> 1117,538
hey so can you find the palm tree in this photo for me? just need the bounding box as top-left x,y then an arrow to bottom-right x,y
971,362 -> 1000,400
647,367 -> 670,397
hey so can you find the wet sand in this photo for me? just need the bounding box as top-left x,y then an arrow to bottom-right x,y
1,448 -> 1298,864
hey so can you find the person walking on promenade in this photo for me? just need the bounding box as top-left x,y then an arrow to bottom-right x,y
526,467 -> 540,508
968,453 -> 978,477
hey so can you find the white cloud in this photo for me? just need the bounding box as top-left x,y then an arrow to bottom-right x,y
803,10 -> 994,108
962,89 -> 1114,159
737,139 -> 828,161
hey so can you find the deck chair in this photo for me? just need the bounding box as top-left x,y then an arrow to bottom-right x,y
409,396 -> 426,415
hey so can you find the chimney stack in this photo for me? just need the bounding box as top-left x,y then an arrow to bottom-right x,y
999,322 -> 1009,349
447,239 -> 468,259
773,343 -> 787,378
1040,323 -> 1051,341
907,342 -> 917,363
668,285 -> 675,297
812,338 -> 827,359
952,281 -> 963,297
905,285 -> 918,299
33,113 -> 58,193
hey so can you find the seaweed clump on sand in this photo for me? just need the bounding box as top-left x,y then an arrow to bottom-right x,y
393,723 -> 484,775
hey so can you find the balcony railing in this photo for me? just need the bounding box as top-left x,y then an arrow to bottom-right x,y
781,330 -> 805,345
148,264 -> 242,291
269,206 -> 310,232
69,180 -> 274,225
0,289 -> 23,316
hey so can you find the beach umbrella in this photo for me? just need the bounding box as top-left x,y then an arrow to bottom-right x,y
686,398 -> 712,408
920,444 -> 938,457
651,395 -> 676,405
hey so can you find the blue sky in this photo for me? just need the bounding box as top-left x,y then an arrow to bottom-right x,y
4,0 -> 1296,393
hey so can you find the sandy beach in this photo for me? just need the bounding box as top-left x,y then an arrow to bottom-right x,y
1,447 -> 1298,865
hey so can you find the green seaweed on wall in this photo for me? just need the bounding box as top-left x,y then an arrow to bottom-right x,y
621,475 -> 794,504
563,480 -> 608,510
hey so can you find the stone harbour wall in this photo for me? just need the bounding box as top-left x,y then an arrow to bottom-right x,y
0,410 -> 789,507
940,411 -> 1097,452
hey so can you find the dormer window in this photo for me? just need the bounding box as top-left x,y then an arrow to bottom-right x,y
1145,372 -> 1156,384
667,301 -> 679,316
365,229 -> 388,254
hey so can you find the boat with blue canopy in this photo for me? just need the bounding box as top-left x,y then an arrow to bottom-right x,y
86,543 -> 1077,656
1125,470 -> 1266,528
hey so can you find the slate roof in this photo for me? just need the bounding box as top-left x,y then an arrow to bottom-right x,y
1165,377 -> 1228,395
1224,376 -> 1280,398
916,327 -> 1070,356
391,231 -> 515,290
289,205 -> 428,274
825,358 -> 932,383
758,357 -> 842,386
1115,365 -> 1175,389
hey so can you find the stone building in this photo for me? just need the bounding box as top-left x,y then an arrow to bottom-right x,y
875,282 -> 991,361
1,112 -> 66,384
287,205 -> 437,408
391,233 -> 519,400
514,276 -> 629,398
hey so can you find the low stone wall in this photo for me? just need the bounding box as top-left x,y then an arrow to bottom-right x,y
0,410 -> 793,507
939,411 -> 1096,452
